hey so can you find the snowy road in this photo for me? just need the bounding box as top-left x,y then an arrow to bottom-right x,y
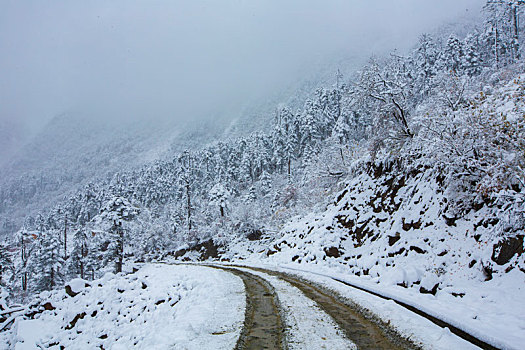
215,266 -> 357,350
216,267 -> 284,349
214,264 -> 501,350
212,265 -> 415,350
4,263 -> 495,349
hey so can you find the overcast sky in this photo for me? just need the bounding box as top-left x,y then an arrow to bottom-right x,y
0,0 -> 482,133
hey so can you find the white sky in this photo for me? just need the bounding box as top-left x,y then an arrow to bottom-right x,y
0,0 -> 482,132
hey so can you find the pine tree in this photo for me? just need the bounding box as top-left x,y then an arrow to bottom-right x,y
103,220 -> 124,274
484,0 -> 524,64
0,241 -> 12,286
299,101 -> 322,153
414,34 -> 439,97
15,229 -> 34,292
441,34 -> 464,73
301,144 -> 317,169
178,150 -> 196,232
84,232 -> 100,281
209,183 -> 230,217
68,229 -> 89,279
245,186 -> 257,202
83,196 -> 139,276
31,230 -> 64,291
463,33 -> 483,76
278,107 -> 299,179
332,114 -> 352,166
259,171 -> 272,197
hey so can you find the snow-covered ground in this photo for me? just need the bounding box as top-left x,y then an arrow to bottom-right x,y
224,260 -> 524,350
219,136 -> 525,350
2,259 -> 522,349
2,264 -> 245,350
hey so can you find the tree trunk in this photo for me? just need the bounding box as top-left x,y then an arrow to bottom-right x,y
116,226 -> 123,274
21,236 -> 27,291
391,99 -> 413,137
22,272 -> 27,291
186,183 -> 192,231
64,215 -> 68,260
495,23 -> 499,67
512,5 -> 520,60
80,244 -> 85,279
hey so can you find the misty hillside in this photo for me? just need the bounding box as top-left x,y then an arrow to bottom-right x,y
1,1 -> 525,349
0,55 -> 357,238
0,112 -> 230,236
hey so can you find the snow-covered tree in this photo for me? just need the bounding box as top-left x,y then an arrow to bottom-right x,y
209,183 -> 230,218
31,230 -> 64,291
414,34 -> 440,97
67,229 -> 89,279
103,220 -> 124,274
14,229 -> 35,293
356,56 -> 414,146
463,33 -> 483,76
245,186 -> 257,203
331,113 -> 352,166
0,241 -> 12,286
259,171 -> 272,197
441,34 -> 464,73
178,150 -> 196,232
484,0 -> 524,64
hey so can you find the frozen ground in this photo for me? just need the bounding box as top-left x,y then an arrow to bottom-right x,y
2,264 -> 245,350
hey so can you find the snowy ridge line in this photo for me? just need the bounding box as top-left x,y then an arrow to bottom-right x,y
232,263 -> 503,350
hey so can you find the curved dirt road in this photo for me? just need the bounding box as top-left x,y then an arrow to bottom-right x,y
211,265 -> 418,350
218,267 -> 284,349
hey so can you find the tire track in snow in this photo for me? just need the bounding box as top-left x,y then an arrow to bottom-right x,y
233,267 -> 357,350
212,266 -> 284,350
234,265 -> 419,350
268,265 -> 500,350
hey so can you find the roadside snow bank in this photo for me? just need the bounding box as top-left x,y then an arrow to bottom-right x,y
5,264 -> 245,350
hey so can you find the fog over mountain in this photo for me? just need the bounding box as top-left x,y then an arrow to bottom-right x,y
0,0 -> 483,238
1,0 -> 480,144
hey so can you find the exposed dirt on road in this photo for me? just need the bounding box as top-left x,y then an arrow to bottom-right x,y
238,266 -> 420,350
214,267 -> 285,350
208,264 -> 421,349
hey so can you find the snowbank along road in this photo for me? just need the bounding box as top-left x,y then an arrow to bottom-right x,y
3,263 -> 501,349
